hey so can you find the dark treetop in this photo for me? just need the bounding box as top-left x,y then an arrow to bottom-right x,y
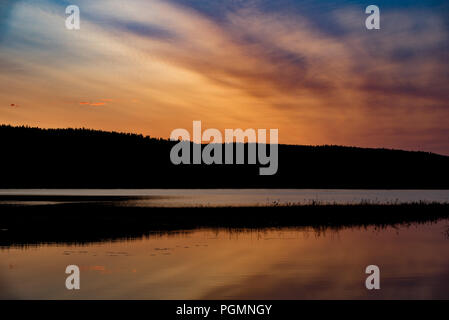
1,125 -> 448,189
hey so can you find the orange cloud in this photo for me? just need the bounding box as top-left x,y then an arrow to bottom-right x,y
79,102 -> 106,106
1,1 -> 448,154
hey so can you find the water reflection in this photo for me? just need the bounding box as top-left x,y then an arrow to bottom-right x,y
1,221 -> 449,299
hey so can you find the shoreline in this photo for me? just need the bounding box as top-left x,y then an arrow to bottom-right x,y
1,202 -> 448,247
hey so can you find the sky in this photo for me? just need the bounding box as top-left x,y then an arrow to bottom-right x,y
0,0 -> 448,154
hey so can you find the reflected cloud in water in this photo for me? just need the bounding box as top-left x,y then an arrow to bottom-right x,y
1,221 -> 449,299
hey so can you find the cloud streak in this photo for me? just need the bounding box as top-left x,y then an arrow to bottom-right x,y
0,0 -> 448,154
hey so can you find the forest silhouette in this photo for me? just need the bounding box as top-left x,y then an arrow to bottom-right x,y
1,124 -> 449,189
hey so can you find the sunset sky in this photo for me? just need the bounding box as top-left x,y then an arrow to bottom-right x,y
1,0 -> 448,154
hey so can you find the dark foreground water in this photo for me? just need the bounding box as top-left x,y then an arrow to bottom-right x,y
1,220 -> 449,299
1,189 -> 449,299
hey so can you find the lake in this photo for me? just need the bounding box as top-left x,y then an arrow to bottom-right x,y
1,221 -> 449,299
1,189 -> 449,299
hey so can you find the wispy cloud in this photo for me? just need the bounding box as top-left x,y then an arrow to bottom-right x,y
0,0 -> 448,154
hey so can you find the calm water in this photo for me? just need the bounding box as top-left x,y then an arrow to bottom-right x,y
1,189 -> 449,299
1,189 -> 449,207
1,221 -> 449,299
